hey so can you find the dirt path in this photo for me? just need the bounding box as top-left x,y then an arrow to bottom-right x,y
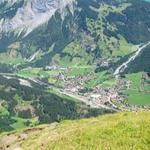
0,128 -> 43,150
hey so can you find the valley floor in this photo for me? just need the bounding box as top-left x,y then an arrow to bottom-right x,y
0,42 -> 150,134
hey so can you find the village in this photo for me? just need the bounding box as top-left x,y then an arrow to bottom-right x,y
42,64 -> 150,112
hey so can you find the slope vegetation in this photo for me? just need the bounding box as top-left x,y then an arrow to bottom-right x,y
0,74 -> 109,133
0,112 -> 150,150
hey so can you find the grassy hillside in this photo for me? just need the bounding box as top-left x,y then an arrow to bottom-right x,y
0,112 -> 150,150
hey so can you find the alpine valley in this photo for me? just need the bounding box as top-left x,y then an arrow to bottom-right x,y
0,0 -> 150,149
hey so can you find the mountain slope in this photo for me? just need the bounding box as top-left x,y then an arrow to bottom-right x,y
0,112 -> 150,150
0,0 -> 150,68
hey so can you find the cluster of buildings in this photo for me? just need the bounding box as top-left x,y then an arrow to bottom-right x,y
62,75 -> 127,110
44,65 -> 150,111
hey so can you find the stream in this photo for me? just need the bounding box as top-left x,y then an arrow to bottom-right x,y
114,41 -> 150,76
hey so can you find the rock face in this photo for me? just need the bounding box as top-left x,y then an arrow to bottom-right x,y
0,0 -> 75,36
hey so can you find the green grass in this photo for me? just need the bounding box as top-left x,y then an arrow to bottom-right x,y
111,35 -> 138,57
124,73 -> 150,106
68,66 -> 94,77
125,72 -> 142,89
10,117 -> 28,130
2,112 -> 150,150
85,71 -> 109,89
144,84 -> 150,91
17,69 -> 38,78
0,48 -> 24,65
125,91 -> 150,106
52,40 -> 94,67
0,56 -> 24,65
10,117 -> 38,130
49,88 -> 82,103
0,106 -> 9,116
86,3 -> 137,59
18,68 -> 60,78
100,78 -> 117,89
0,115 -> 38,133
